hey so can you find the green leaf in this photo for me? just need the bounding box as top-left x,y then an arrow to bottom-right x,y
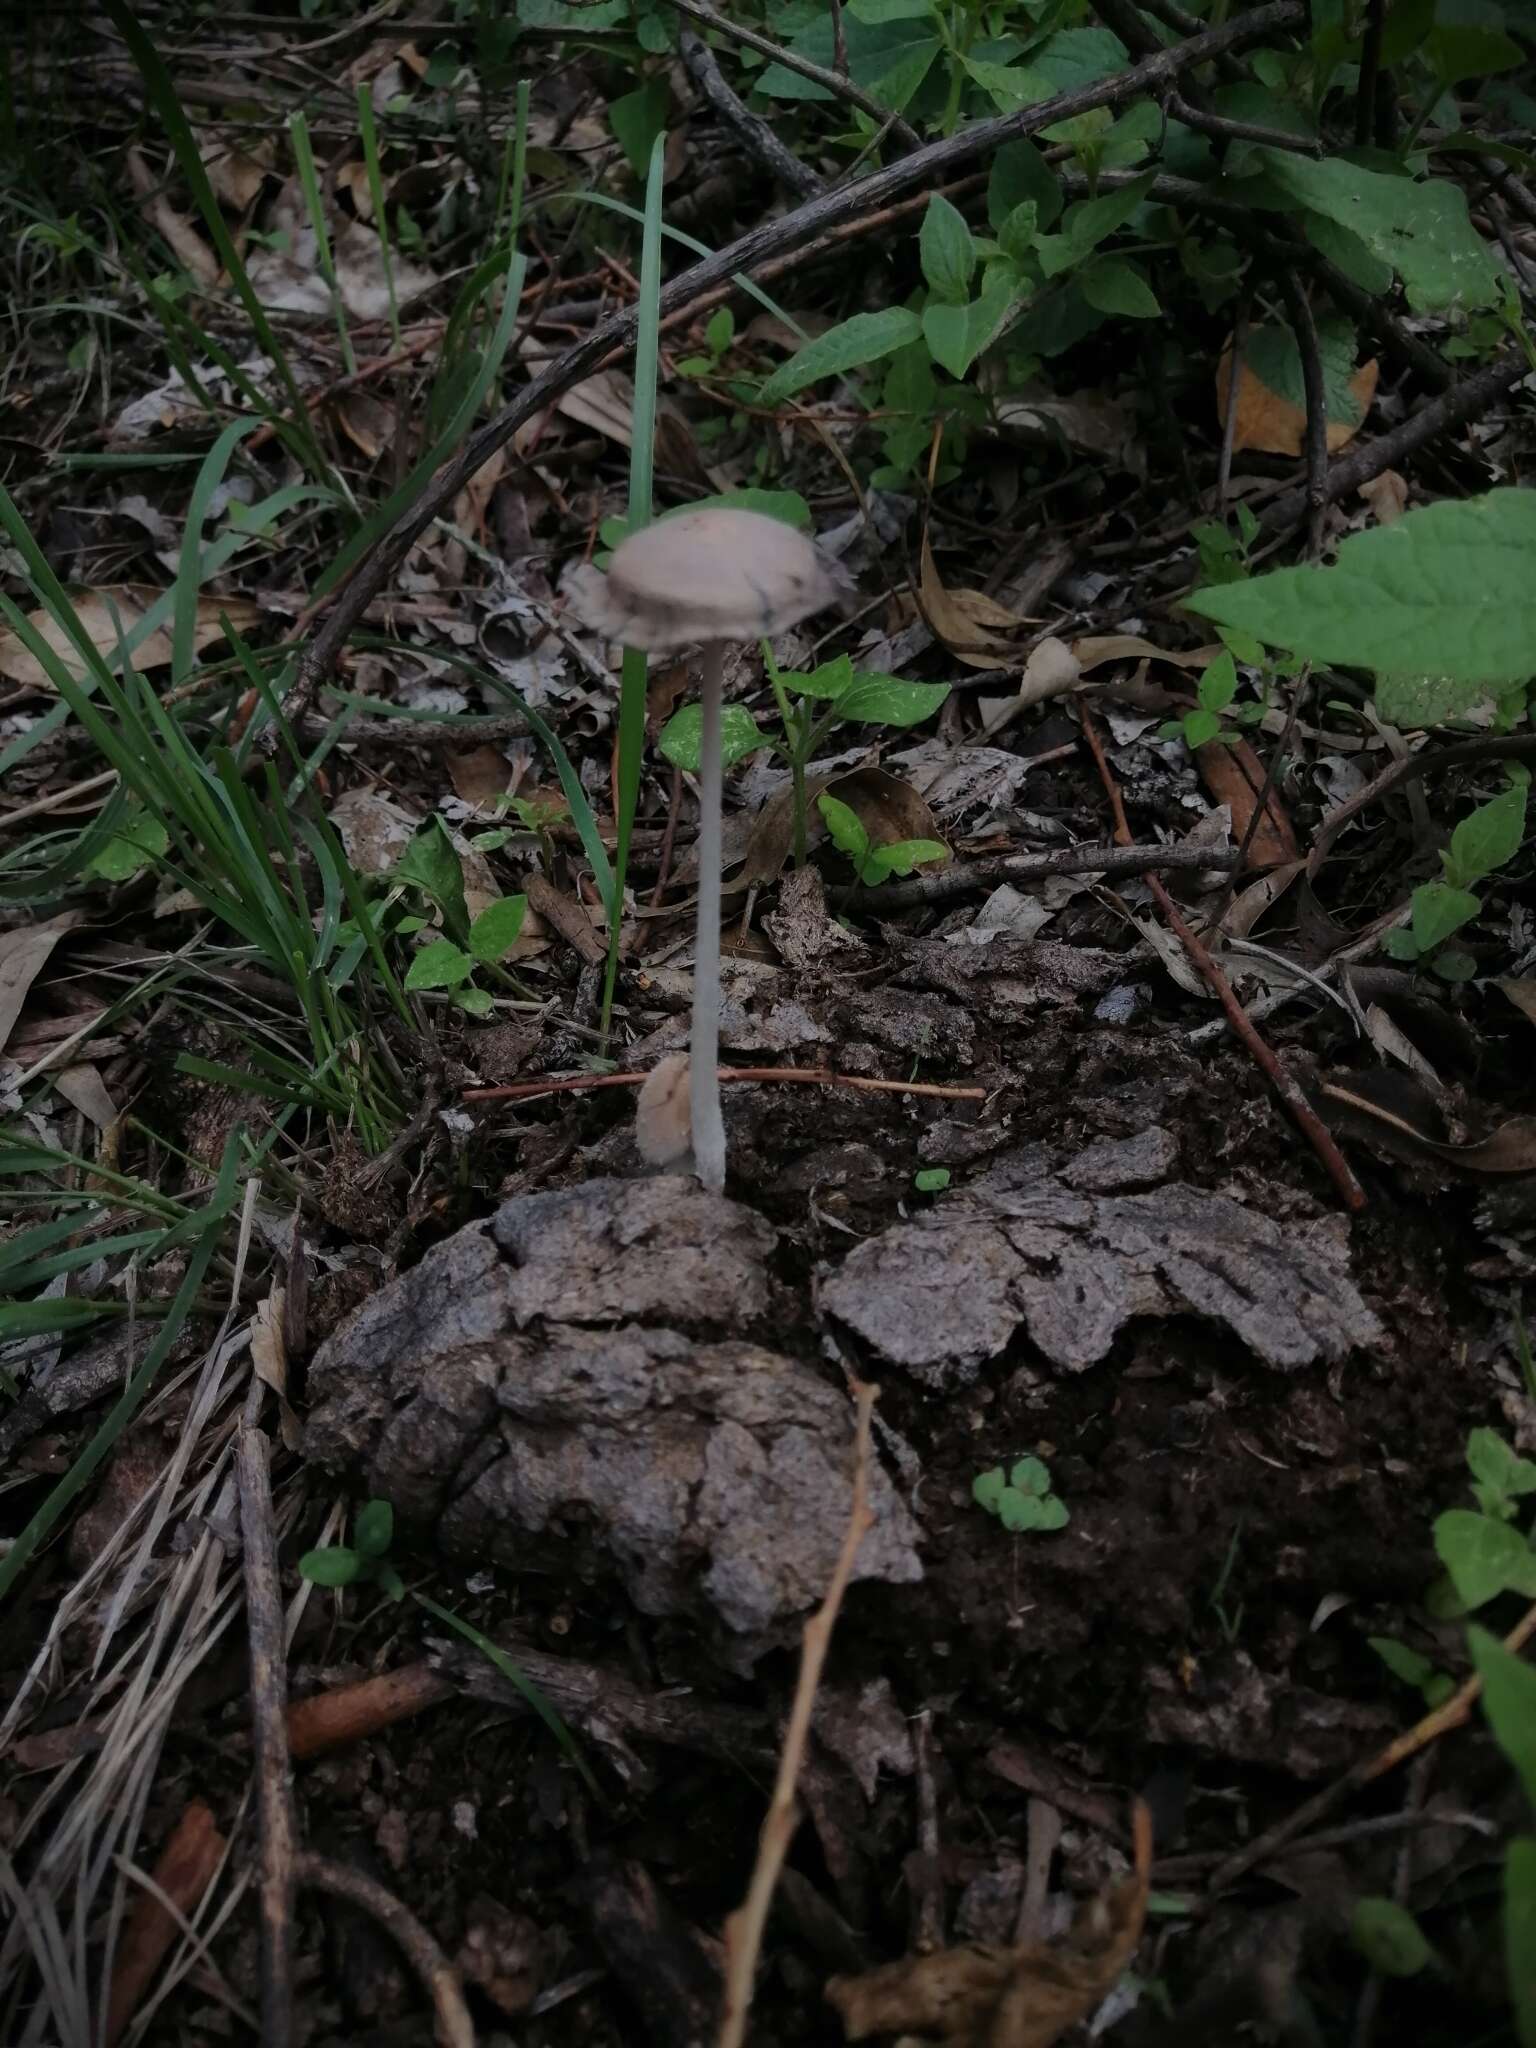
1469,1428 -> 1536,1509
1034,172 -> 1156,279
1035,1494 -> 1069,1531
1258,151 -> 1503,313
1375,671 -> 1493,728
1244,315 -> 1371,430
84,807 -> 169,881
1428,20 -> 1523,83
453,986 -> 495,1017
354,1498 -> 394,1558
1434,1508 -> 1536,1609
1186,492 -> 1536,692
1010,1456 -> 1052,1497
1080,256 -> 1161,318
920,193 -> 976,304
817,792 -> 872,862
998,1488 -> 1049,1532
1432,947 -> 1477,983
376,1563 -> 407,1602
608,76 -> 669,177
965,54 -> 1052,111
397,818 -> 469,939
1369,1636 -> 1437,1688
988,140 -> 1062,233
997,200 -> 1039,269
1182,708 -> 1222,749
299,1546 -> 363,1587
837,676 -> 951,727
922,264 -> 1022,379
759,308 -> 924,403
468,893 -> 528,963
657,702 -> 763,773
863,836 -> 949,880
789,654 -> 856,701
705,306 -> 734,356
404,938 -> 474,991
849,0 -> 936,18
914,1167 -> 950,1192
1444,783 -> 1528,890
972,1465 -> 1008,1511
1505,1838 -> 1536,2047
1411,881 -> 1479,953
1351,1897 -> 1434,1977
1304,213 -> 1394,296
1198,651 -> 1239,713
1471,1626 -> 1536,1809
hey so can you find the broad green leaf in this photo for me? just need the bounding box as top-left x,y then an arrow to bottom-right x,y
1080,256 -> 1161,318
864,835 -> 949,879
837,675 -> 951,727
1010,1456 -> 1052,1497
1351,1898 -> 1434,1977
354,1498 -> 394,1558
1198,651 -> 1238,713
1034,172 -> 1156,279
998,1488 -> 1048,1532
468,893 -> 528,963
998,200 -> 1039,269
84,807 -> 169,881
1505,1838 -> 1536,2047
404,938 -> 474,991
817,791 -> 871,861
1304,212 -> 1395,296
923,300 -> 975,379
454,987 -> 495,1017
1411,881 -> 1479,952
1434,1508 -> 1536,1609
1186,491 -> 1536,692
920,193 -> 976,304
1428,21 -> 1523,83
397,818 -> 469,939
757,14 -> 936,99
884,342 -> 938,418
965,55 -> 1052,111
1035,1494 -> 1069,1531
914,1167 -> 950,1192
1444,783 -> 1528,890
972,1465 -> 1007,1511
1031,26 -> 1130,97
923,264 -> 1021,378
299,1546 -> 363,1586
1375,671 -> 1493,728
1182,708 -> 1222,749
1258,151 -> 1503,312
788,655 -> 855,701
987,140 -> 1062,233
658,702 -> 763,773
849,0 -> 936,19
1468,1428 -> 1536,1509
1244,314 -> 1371,429
1471,1626 -> 1536,1810
705,306 -> 734,355
759,308 -> 923,402
1369,1636 -> 1437,1688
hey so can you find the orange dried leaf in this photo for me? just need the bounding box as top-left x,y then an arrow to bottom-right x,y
1215,339 -> 1378,457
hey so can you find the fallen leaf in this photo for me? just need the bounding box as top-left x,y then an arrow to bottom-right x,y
1497,978 -> 1536,1029
1363,1003 -> 1442,1091
52,1064 -> 119,1130
200,134 -> 270,213
1193,734 -> 1300,867
125,146 -> 217,285
334,390 -> 396,460
1073,635 -> 1220,673
826,764 -> 947,856
251,1288 -> 301,1451
453,445 -> 509,540
1358,469 -> 1409,525
0,915 -> 82,1055
828,1804 -> 1151,2046
1319,1082 -> 1536,1177
447,746 -> 513,809
1216,324 -> 1379,457
995,385 -> 1145,474
918,534 -> 1029,668
1218,858 -> 1304,940
0,586 -> 261,688
328,786 -> 421,875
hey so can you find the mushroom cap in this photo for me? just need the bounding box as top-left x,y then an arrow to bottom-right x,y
566,507 -> 849,651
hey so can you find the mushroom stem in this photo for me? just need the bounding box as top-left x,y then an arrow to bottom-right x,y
689,639 -> 729,1194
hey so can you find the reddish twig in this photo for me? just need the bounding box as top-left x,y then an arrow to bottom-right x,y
286,1663 -> 454,1761
1079,707 -> 1367,1213
103,1803 -> 227,2048
463,1066 -> 986,1105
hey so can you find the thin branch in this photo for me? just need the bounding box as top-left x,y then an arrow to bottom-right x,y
1166,90 -> 1324,154
1079,707 -> 1368,1214
664,0 -> 920,150
1275,270 -> 1330,556
284,2 -> 1307,725
844,838 -> 1242,913
463,1066 -> 986,1105
236,1422 -> 296,2048
716,1381 -> 878,2048
679,27 -> 825,201
295,1853 -> 475,2048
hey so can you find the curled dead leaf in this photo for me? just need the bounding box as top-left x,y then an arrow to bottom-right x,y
1357,469 -> 1409,525
1193,734 -> 1300,868
919,533 -> 1029,668
1072,635 -> 1220,674
1319,1080 -> 1536,1176
0,587 -> 261,688
334,390 -> 396,460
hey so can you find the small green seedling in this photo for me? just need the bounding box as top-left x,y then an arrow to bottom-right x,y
1384,769 -> 1530,981
817,792 -> 948,888
1369,1635 -> 1455,1710
1192,503 -> 1259,587
1350,1897 -> 1438,1979
469,791 -> 570,873
914,1167 -> 950,1194
972,1456 -> 1068,1534
299,1497 -> 405,1602
1431,1424 -> 1536,1617
658,645 -> 950,869
676,305 -> 736,380
385,817 -> 529,1017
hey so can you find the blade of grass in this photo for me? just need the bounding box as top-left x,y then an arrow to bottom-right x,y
290,109 -> 357,378
600,132 -> 665,1039
355,83 -> 401,353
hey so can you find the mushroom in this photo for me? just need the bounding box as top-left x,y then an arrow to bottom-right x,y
568,507 -> 847,1193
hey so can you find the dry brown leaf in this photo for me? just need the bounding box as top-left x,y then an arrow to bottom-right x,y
919,534 -> 1029,668
251,1288 -> 302,1451
446,746 -> 513,809
1218,858 -> 1303,940
994,386 -> 1144,473
201,135 -> 270,213
52,1063 -> 120,1130
334,390 -> 396,460
1073,635 -> 1220,673
828,1804 -> 1151,2046
0,915 -> 81,1056
827,765 -> 946,855
1496,978 -> 1536,1029
1193,734 -> 1300,867
125,146 -> 218,285
1216,338 -> 1378,457
0,586 -> 261,688
1320,1082 -> 1536,1176
453,445 -> 509,539
1358,469 -> 1409,525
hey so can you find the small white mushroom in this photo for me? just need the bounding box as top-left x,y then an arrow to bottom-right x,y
568,508 -> 848,1193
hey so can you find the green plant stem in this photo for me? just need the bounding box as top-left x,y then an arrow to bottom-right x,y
356,85 -> 401,352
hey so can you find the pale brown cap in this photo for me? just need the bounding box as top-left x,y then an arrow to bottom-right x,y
565,506 -> 849,651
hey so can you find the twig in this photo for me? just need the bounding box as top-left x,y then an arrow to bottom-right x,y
910,1711 -> 944,1954
831,0 -> 848,76
286,1663 -> 455,1759
236,1422 -> 297,2048
664,0 -> 920,149
103,1803 -> 228,2048
1167,91 -> 1323,154
463,1065 -> 986,1104
1308,730 -> 1536,881
1275,271 -> 1330,556
284,2 -> 1306,728
679,28 -> 825,201
844,838 -> 1242,913
1261,351 -> 1528,535
1217,292 -> 1251,507
717,1381 -> 878,2048
1079,707 -> 1367,1213
525,870 -> 607,966
1355,0 -> 1387,147
295,1852 -> 475,2048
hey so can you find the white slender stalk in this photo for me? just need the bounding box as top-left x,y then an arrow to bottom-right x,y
690,640 -> 728,1193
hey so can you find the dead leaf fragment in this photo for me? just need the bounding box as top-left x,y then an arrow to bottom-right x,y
1073,635 -> 1219,674
0,587 -> 261,689
1358,469 -> 1409,524
1319,1083 -> 1536,1177
828,1804 -> 1151,2046
1193,734 -> 1300,867
1216,334 -> 1378,456
919,534 -> 1029,668
125,146 -> 217,285
635,1053 -> 692,1166
334,390 -> 396,460
1497,978 -> 1536,1029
